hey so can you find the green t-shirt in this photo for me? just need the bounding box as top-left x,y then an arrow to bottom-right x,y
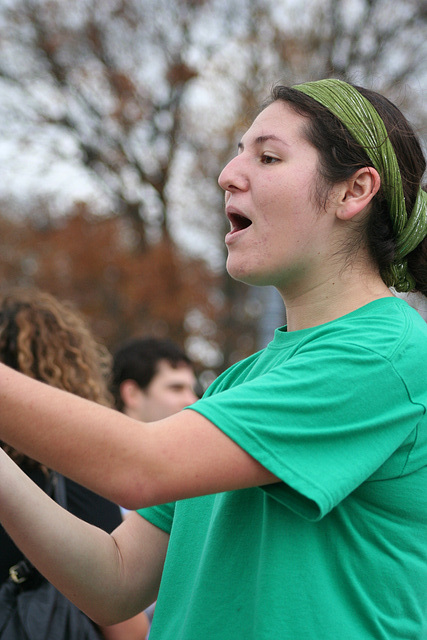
138,298 -> 427,639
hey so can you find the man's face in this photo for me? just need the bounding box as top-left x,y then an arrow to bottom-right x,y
126,360 -> 198,422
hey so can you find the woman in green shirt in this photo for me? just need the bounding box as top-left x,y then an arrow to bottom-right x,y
0,79 -> 426,638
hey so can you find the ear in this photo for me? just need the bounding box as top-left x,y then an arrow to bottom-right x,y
336,167 -> 381,221
119,379 -> 144,409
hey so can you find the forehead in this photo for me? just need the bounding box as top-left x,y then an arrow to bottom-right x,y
152,359 -> 195,383
242,100 -> 308,146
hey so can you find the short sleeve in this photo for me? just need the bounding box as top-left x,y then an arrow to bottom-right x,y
190,340 -> 425,521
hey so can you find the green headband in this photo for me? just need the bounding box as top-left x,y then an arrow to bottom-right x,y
293,78 -> 427,292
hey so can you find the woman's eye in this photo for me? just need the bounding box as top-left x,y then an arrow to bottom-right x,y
260,154 -> 279,164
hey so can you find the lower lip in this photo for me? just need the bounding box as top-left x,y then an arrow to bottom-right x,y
225,227 -> 250,246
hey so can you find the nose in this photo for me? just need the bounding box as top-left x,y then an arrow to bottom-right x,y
218,154 -> 248,193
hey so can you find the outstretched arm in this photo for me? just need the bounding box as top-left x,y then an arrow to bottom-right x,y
0,447 -> 167,625
0,364 -> 278,509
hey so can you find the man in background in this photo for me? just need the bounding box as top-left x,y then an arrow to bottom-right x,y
111,336 -> 198,422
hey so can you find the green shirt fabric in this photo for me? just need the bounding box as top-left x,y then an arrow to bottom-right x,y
138,297 -> 427,639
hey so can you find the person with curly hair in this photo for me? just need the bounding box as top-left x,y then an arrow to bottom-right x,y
0,287 -> 149,640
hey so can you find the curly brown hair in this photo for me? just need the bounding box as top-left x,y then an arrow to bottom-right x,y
0,287 -> 113,469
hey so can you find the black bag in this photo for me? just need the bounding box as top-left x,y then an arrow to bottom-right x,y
0,473 -> 103,640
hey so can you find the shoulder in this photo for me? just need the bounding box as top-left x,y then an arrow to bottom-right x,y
195,297 -> 427,408
305,297 -> 427,404
306,297 -> 427,359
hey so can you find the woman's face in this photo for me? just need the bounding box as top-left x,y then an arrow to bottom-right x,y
218,100 -> 337,295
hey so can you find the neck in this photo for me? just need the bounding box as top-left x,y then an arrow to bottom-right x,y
278,267 -> 392,332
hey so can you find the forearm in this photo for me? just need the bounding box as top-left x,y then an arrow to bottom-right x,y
0,449 -> 146,624
0,364 -> 148,508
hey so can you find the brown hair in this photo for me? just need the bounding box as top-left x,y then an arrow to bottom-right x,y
0,287 -> 113,469
265,84 -> 427,294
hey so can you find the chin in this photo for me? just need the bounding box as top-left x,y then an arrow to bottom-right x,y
227,259 -> 289,291
227,263 -> 267,287
226,259 -> 251,284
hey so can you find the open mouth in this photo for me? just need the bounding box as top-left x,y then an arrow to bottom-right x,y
228,212 -> 252,232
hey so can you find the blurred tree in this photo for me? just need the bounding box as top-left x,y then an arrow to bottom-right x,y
0,0 -> 210,247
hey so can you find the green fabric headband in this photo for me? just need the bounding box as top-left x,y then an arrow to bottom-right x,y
293,78 -> 427,292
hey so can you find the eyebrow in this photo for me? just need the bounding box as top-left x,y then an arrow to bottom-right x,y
237,134 -> 288,151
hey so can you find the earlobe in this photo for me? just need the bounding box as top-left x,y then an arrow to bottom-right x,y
336,167 -> 381,221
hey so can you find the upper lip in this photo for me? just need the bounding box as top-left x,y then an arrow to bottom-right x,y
225,206 -> 252,232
